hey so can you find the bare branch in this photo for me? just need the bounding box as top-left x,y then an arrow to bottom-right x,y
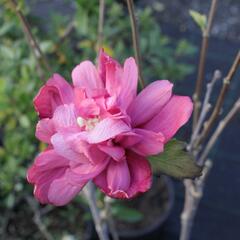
126,0 -> 145,89
198,98 -> 240,165
189,70 -> 221,151
196,50 -> 240,146
192,0 -> 218,128
26,196 -> 53,240
83,182 -> 109,240
180,160 -> 212,240
104,196 -> 119,240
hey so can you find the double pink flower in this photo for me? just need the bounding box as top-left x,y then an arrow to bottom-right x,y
27,50 -> 193,206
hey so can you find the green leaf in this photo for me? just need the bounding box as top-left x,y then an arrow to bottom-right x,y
112,205 -> 143,223
189,10 -> 207,33
149,139 -> 202,179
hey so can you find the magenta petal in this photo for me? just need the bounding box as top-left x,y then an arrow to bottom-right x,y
107,159 -> 130,197
67,135 -> 107,164
51,132 -> 89,163
131,128 -> 165,156
127,80 -> 173,126
105,61 -> 123,98
94,152 -> 152,199
98,48 -> 121,84
34,73 -> 73,118
115,132 -> 142,148
118,57 -> 138,109
27,150 -> 68,184
33,168 -> 67,204
35,118 -> 55,144
126,151 -> 152,198
77,98 -> 100,118
48,175 -> 86,206
98,145 -> 125,161
52,104 -> 78,131
71,61 -> 104,96
27,150 -> 70,205
144,95 -> 193,143
87,118 -> 130,144
67,158 -> 110,185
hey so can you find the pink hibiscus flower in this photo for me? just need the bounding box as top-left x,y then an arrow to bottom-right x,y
27,50 -> 193,206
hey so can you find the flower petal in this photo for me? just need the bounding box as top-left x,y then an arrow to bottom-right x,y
35,118 -> 55,144
131,128 -> 165,156
34,73 -> 73,118
71,61 -> 104,96
33,168 -> 67,204
27,150 -> 70,204
144,95 -> 193,143
51,132 -> 89,163
127,80 -> 173,126
48,175 -> 86,206
94,152 -> 152,199
98,144 -> 125,161
67,158 -> 110,185
107,159 -> 130,197
27,149 -> 68,183
52,104 -> 78,131
126,151 -> 152,198
87,118 -> 130,144
118,57 -> 138,109
97,48 -> 121,84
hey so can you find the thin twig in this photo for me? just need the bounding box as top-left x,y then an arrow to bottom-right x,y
180,160 -> 212,240
126,0 -> 145,89
189,70 -> 221,151
97,0 -> 105,52
9,0 -> 52,80
198,98 -> 240,165
104,196 -> 119,240
195,50 -> 240,146
83,182 -> 109,240
26,196 -> 53,240
192,0 -> 218,128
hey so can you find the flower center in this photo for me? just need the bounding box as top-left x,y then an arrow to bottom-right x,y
77,116 -> 100,131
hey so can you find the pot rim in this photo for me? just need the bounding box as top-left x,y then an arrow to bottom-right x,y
117,175 -> 175,238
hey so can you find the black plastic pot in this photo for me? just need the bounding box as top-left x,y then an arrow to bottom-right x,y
116,175 -> 174,240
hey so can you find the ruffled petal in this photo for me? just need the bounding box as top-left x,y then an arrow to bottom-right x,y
98,145 -> 125,162
126,151 -> 152,198
52,104 -> 78,131
48,174 -> 86,206
51,132 -> 89,163
71,60 -> 104,97
94,152 -> 152,199
34,73 -> 73,118
97,48 -> 121,84
87,118 -> 130,144
27,150 -> 70,204
35,118 -> 55,144
131,128 -> 165,156
144,95 -> 193,143
127,80 -> 173,126
118,57 -> 138,109
107,159 -> 130,198
67,158 -> 110,185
